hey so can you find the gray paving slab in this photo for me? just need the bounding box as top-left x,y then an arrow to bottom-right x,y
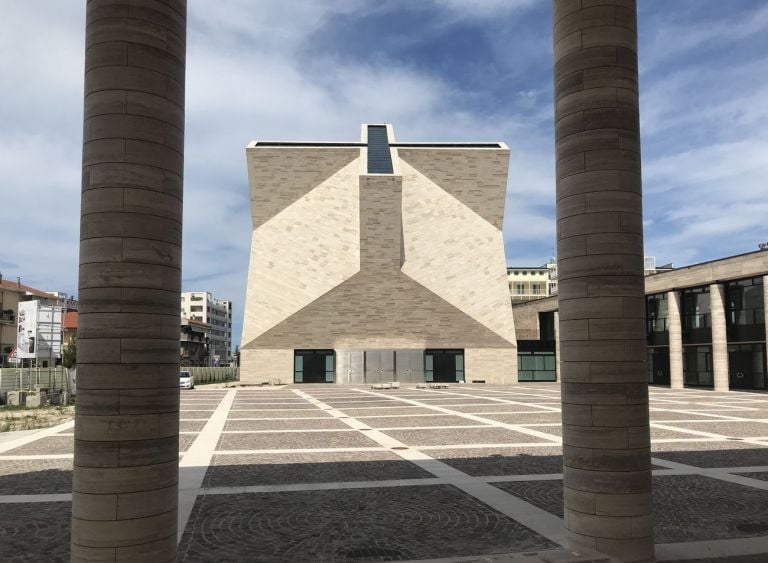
649,411 -> 738,421
653,444 -> 768,467
654,475 -> 768,543
224,418 -> 349,431
0,459 -> 72,494
3,435 -> 74,455
341,407 -> 437,417
228,409 -> 332,419
448,405 -> 554,414
204,451 -> 433,487
180,420 -> 207,431
0,501 -> 70,562
216,430 -> 381,450
180,433 -> 197,452
358,415 -> 489,428
735,471 -> 768,482
661,421 -> 768,438
429,447 -> 564,476
177,485 -> 558,562
381,427 -> 546,446
482,413 -> 564,424
495,475 -> 768,544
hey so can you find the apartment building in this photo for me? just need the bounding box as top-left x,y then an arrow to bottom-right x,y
181,291 -> 232,365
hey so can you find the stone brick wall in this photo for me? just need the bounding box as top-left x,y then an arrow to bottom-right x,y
241,131 -> 516,384
240,349 -> 293,384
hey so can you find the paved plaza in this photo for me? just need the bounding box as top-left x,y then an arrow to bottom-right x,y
2,384 -> 768,561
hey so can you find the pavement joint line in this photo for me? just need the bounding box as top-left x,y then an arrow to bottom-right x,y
374,425 -> 495,431
0,420 -> 75,454
651,445 -> 768,493
226,416 -> 333,420
650,422 -> 768,448
355,413 -> 488,418
220,428 -> 360,434
178,388 -> 236,544
416,388 -> 562,414
0,493 -> 71,504
0,454 -> 74,460
296,388 -> 567,546
229,408 -> 323,412
355,389 -> 563,444
416,442 -> 563,450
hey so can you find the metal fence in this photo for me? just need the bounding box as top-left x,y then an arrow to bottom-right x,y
185,366 -> 239,385
0,366 -> 239,396
0,368 -> 70,394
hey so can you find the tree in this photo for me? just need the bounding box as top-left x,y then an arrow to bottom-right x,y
62,340 -> 77,369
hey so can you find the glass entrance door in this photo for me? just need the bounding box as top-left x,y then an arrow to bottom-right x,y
728,343 -> 766,390
425,349 -> 465,383
294,350 -> 334,383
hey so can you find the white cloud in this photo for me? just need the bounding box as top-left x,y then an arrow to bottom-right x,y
434,0 -> 537,18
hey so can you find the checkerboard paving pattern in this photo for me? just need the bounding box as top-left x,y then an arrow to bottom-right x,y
2,384 -> 768,561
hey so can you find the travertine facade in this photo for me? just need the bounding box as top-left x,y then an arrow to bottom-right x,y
241,125 -> 516,384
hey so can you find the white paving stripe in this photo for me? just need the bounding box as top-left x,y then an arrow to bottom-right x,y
650,422 -> 768,448
416,388 -> 562,413
0,420 -> 75,454
356,389 -> 563,443
0,454 -> 73,460
656,534 -> 768,560
178,388 -> 236,543
0,494 -> 71,504
294,388 -> 567,546
214,447 -> 389,455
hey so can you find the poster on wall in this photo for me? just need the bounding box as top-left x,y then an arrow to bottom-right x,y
16,301 -> 37,358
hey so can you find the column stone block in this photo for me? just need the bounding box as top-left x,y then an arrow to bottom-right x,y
72,1 -> 186,561
552,1 -> 654,561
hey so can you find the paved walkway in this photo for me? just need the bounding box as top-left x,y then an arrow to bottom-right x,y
2,384 -> 768,561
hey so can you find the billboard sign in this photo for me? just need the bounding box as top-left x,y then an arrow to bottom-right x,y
16,301 -> 63,360
16,301 -> 37,358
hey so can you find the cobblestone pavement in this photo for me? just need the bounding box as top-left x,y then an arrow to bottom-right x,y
0,502 -> 70,563
3,384 -> 768,561
495,474 -> 768,544
204,451 -> 433,487
177,485 -> 557,562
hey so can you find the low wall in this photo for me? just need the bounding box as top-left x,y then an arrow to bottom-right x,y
185,367 -> 240,385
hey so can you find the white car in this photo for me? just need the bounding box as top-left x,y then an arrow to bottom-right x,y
179,370 -> 195,390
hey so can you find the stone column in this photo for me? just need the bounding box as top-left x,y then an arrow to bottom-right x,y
667,291 -> 684,389
552,1 -> 654,561
72,1 -> 186,561
764,276 -> 768,346
554,310 -> 562,381
710,283 -> 729,392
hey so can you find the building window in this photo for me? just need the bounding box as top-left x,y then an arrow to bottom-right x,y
516,283 -> 525,295
725,277 -> 764,342
682,286 -> 711,344
518,351 -> 556,382
683,345 -> 713,387
190,306 -> 203,312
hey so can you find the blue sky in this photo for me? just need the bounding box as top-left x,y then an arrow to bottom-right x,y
1,0 -> 767,347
